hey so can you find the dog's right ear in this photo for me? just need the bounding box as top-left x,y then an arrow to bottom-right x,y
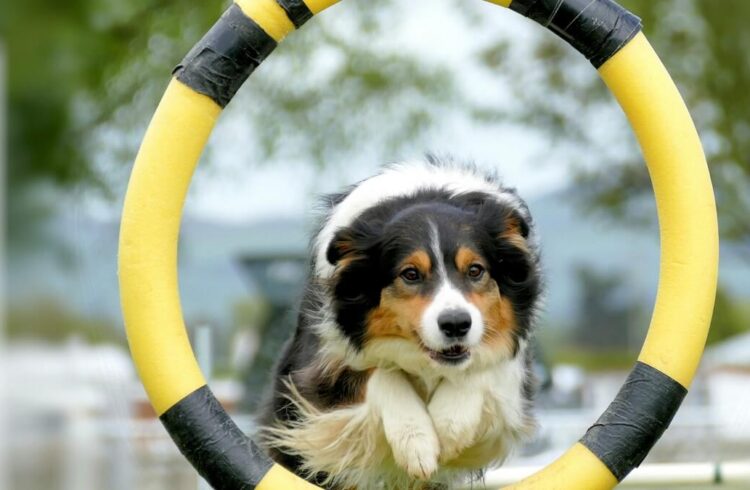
326,223 -> 381,266
326,228 -> 356,265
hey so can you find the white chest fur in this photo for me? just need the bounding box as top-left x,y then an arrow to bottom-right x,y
263,349 -> 534,490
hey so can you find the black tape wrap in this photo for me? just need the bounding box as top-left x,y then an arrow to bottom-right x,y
276,0 -> 314,28
510,0 -> 642,67
160,385 -> 273,489
580,362 -> 688,481
173,4 -> 277,108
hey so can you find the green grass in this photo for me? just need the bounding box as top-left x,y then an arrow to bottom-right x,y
7,298 -> 125,345
549,347 -> 637,371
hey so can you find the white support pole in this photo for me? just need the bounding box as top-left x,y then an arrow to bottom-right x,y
194,325 -> 213,380
0,40 -> 9,490
194,325 -> 213,490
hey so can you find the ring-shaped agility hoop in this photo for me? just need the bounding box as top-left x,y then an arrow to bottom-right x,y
118,0 -> 719,488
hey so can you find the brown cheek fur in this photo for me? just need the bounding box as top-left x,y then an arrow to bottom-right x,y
365,287 -> 430,341
457,246 -> 518,356
468,281 -> 519,356
365,249 -> 432,342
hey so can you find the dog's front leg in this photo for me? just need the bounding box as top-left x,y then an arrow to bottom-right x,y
368,368 -> 439,480
428,376 -> 485,464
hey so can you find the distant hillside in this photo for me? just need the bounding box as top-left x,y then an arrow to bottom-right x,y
9,190 -> 748,334
528,190 -> 748,323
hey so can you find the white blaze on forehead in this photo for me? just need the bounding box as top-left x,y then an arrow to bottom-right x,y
428,220 -> 445,279
422,221 -> 484,351
314,161 -> 526,279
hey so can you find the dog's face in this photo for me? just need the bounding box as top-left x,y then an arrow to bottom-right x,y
325,190 -> 539,370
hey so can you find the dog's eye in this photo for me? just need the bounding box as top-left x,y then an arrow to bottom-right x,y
467,264 -> 485,280
400,267 -> 421,283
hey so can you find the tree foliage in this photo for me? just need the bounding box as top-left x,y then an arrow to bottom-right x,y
4,0 -> 459,247
5,0 -> 747,358
8,298 -> 125,344
477,0 -> 750,250
570,265 -> 645,351
707,287 -> 750,346
7,0 -> 747,254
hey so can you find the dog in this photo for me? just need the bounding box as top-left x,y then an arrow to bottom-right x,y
257,157 -> 542,489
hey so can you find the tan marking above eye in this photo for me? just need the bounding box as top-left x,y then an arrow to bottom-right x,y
399,249 -> 431,278
455,246 -> 487,274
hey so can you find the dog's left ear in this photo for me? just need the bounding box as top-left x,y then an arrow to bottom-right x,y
457,191 -> 531,241
477,203 -> 535,284
499,210 -> 533,259
476,200 -> 531,245
503,211 -> 530,240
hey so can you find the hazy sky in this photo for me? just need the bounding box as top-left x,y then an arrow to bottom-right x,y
88,1 -> 576,224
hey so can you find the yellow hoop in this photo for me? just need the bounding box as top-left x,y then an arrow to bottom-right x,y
118,1 -> 718,488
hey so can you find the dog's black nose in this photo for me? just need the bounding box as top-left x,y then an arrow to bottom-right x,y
438,309 -> 472,338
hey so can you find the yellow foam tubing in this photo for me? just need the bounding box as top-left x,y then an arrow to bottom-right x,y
256,465 -> 322,490
503,32 -> 718,490
119,0 -> 345,416
485,0 -> 513,7
303,0 -> 342,15
603,33 -> 718,389
236,0 -> 295,42
119,79 -> 218,415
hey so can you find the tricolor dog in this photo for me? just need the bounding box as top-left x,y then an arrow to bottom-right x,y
258,158 -> 542,489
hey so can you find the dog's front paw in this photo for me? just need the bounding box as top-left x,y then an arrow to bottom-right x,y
431,415 -> 479,464
386,421 -> 440,480
428,383 -> 484,464
369,369 -> 440,480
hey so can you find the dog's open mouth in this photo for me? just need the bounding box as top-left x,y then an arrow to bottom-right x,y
425,344 -> 470,364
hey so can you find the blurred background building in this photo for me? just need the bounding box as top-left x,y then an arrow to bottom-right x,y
3,0 -> 750,488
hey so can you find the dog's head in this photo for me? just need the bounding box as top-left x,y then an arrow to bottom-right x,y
323,187 -> 540,370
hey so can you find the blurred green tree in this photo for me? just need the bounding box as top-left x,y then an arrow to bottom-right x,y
7,0 -> 747,254
570,264 -> 645,351
4,0 -> 224,245
4,0 -> 460,249
477,0 -> 750,252
5,0 -> 746,355
564,266 -> 749,367
8,298 -> 125,344
707,286 -> 750,345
